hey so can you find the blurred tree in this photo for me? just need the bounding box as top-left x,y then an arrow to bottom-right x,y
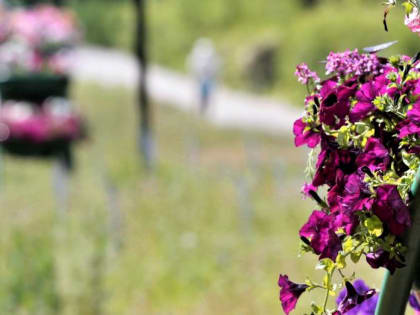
243,43 -> 278,90
133,0 -> 155,170
301,0 -> 318,8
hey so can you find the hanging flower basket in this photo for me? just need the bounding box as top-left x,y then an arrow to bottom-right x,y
278,47 -> 420,314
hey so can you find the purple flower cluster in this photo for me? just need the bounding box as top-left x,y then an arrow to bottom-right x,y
280,50 -> 420,314
325,49 -> 382,77
295,62 -> 320,85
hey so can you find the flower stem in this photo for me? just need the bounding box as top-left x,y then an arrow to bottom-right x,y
322,267 -> 336,314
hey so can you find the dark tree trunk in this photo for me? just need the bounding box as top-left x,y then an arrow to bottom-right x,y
133,0 -> 154,170
301,0 -> 317,8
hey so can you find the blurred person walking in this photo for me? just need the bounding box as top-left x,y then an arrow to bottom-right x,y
187,38 -> 220,115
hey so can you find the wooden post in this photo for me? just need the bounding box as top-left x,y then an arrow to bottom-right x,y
133,0 -> 154,170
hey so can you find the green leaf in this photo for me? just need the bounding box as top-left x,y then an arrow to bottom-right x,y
403,1 -> 414,14
311,302 -> 322,314
351,252 -> 362,264
305,148 -> 317,179
363,215 -> 383,237
316,258 -> 335,273
343,237 -> 353,253
337,125 -> 350,148
336,253 -> 346,269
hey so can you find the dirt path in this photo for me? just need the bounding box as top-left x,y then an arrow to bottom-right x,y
71,46 -> 301,135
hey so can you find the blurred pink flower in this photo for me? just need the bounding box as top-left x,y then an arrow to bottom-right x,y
0,101 -> 85,143
10,5 -> 79,47
405,7 -> 420,36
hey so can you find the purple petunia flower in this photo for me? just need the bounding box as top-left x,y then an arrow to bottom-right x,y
278,275 -> 308,315
293,118 -> 321,148
356,138 -> 390,172
399,101 -> 420,138
312,144 -> 357,187
365,249 -> 405,274
349,75 -> 389,122
319,80 -> 358,128
372,184 -> 411,236
336,279 -> 420,314
340,172 -> 374,212
336,280 -> 377,314
299,210 -> 342,260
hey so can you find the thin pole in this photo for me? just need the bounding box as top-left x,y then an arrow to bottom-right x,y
375,168 -> 420,315
133,0 -> 154,170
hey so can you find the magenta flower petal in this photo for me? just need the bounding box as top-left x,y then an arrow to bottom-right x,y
350,102 -> 375,122
356,138 -> 389,172
278,275 -> 308,315
372,185 -> 411,236
299,210 -> 342,260
365,249 -> 405,274
293,118 -> 321,148
336,281 -> 376,314
336,280 -> 378,315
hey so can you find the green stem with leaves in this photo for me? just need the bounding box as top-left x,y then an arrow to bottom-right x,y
322,267 -> 336,315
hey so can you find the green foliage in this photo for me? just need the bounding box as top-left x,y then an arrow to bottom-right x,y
0,225 -> 60,314
69,0 -> 135,50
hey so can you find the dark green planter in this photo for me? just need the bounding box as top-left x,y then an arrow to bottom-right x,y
0,74 -> 69,103
5,0 -> 64,7
1,138 -> 73,169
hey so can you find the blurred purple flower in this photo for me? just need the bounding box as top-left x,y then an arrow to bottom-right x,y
0,101 -> 85,143
409,293 -> 420,311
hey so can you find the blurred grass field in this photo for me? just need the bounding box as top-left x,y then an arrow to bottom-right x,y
0,82 -> 387,314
